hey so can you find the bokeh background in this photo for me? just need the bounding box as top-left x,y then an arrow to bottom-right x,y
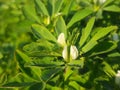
0,0 -> 120,89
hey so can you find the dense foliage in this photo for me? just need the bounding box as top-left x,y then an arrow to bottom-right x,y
0,0 -> 120,90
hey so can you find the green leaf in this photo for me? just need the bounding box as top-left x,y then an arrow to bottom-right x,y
82,26 -> 117,53
34,0 -> 49,16
69,74 -> 89,85
23,39 -> 62,57
91,26 -> 117,41
23,39 -> 54,52
55,16 -> 67,37
23,5 -> 41,23
103,5 -> 120,12
48,0 -> 63,16
32,24 -> 56,42
101,61 -> 116,77
41,68 -> 62,82
102,0 -> 114,7
51,87 -> 62,90
16,50 -> 41,81
90,27 -> 102,37
64,67 -> 73,81
0,74 -> 7,85
62,0 -> 75,15
69,81 -> 81,90
2,73 -> 36,88
27,51 -> 61,57
54,0 -> 63,14
16,50 -> 31,62
24,57 -> 64,68
89,41 -> 117,56
46,0 -> 53,16
68,59 -> 85,68
108,52 -> 120,57
29,82 -> 45,90
67,8 -> 93,28
82,40 -> 98,53
79,17 -> 95,47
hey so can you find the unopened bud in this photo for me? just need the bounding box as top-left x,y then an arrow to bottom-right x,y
62,46 -> 68,61
43,16 -> 50,25
70,45 -> 78,60
99,0 -> 106,4
57,33 -> 66,47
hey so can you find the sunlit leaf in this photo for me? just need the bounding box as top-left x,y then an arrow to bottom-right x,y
32,24 -> 56,42
103,5 -> 120,12
67,8 -> 93,28
23,5 -> 41,23
101,61 -> 116,77
82,40 -> 98,53
108,52 -> 120,57
91,26 -> 117,41
68,59 -> 85,68
79,17 -> 95,47
102,0 -> 114,7
69,74 -> 89,85
64,67 -> 73,81
55,16 -> 67,37
82,26 -> 117,53
62,0 -> 75,15
69,81 -> 81,90
34,0 -> 49,16
54,0 -> 63,14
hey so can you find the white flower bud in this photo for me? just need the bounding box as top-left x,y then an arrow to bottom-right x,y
99,0 -> 106,4
93,0 -> 106,4
57,33 -> 66,47
115,70 -> 120,86
70,45 -> 78,60
62,46 -> 68,61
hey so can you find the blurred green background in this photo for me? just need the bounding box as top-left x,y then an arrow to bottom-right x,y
0,0 -> 120,89
0,0 -> 35,84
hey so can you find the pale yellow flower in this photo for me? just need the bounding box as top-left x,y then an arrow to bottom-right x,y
62,45 -> 78,61
99,0 -> 106,4
62,46 -> 68,61
57,33 -> 66,47
93,0 -> 106,4
70,45 -> 78,60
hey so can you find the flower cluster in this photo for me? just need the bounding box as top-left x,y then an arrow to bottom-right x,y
57,33 -> 78,62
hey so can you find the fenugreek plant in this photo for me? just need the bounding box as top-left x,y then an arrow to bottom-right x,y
1,0 -> 120,90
